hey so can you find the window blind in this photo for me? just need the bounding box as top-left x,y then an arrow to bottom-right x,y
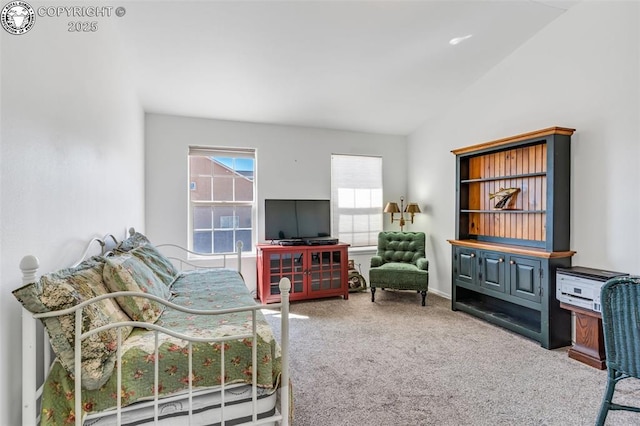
331,154 -> 383,247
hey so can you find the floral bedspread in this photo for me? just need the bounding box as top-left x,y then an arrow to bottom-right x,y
40,269 -> 281,425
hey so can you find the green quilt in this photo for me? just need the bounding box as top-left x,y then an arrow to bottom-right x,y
39,269 -> 281,425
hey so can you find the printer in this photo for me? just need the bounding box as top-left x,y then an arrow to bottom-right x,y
556,266 -> 628,312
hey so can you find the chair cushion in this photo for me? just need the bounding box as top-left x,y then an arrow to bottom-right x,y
369,262 -> 428,290
377,262 -> 421,272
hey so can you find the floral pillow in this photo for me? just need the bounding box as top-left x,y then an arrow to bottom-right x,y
103,253 -> 172,323
114,231 -> 151,253
12,257 -> 133,391
129,244 -> 179,287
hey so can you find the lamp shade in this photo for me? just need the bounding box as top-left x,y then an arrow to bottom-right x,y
384,202 -> 400,213
405,203 -> 421,214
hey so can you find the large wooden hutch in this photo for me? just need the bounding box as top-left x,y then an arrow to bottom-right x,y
449,127 -> 575,349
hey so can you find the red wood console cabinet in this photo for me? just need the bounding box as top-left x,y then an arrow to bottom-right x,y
256,243 -> 350,304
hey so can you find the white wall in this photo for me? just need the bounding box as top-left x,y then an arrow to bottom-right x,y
145,113 -> 407,292
0,16 -> 144,425
408,1 -> 640,297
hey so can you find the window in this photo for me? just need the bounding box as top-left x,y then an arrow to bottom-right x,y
188,147 -> 255,253
331,154 -> 383,247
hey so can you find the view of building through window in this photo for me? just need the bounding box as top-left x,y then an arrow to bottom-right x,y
189,148 -> 255,253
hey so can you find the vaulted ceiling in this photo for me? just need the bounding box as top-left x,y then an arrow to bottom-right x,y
116,1 -> 580,135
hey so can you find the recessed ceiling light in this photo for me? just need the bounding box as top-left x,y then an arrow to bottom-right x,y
449,34 -> 473,45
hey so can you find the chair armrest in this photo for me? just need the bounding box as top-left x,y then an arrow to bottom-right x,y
416,258 -> 429,271
370,256 -> 384,268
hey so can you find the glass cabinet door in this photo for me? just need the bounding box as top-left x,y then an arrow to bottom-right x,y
308,249 -> 343,293
269,251 -> 305,296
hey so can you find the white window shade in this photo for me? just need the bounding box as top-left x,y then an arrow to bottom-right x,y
331,154 -> 383,247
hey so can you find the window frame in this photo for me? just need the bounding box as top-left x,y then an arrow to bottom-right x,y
188,146 -> 256,255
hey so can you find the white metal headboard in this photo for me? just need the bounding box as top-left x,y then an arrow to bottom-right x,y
20,232 -> 121,425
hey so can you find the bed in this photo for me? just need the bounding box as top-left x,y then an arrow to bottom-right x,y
13,229 -> 291,426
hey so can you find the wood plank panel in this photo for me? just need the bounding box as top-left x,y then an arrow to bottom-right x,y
468,157 -> 481,235
541,176 -> 547,211
469,156 -> 482,179
469,184 -> 480,235
512,149 -> 520,238
484,154 -> 492,235
507,149 -> 516,238
498,152 -> 505,237
468,157 -> 482,235
493,153 -> 500,237
519,148 -> 527,239
535,144 -> 544,239
528,147 -> 536,240
464,142 -> 548,241
468,156 -> 480,236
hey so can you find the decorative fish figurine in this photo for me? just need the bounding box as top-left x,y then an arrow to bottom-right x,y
490,187 -> 520,209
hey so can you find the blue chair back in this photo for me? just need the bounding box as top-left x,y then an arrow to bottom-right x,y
596,276 -> 640,424
601,276 -> 640,377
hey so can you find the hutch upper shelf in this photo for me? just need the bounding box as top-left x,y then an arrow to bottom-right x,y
452,126 -> 574,252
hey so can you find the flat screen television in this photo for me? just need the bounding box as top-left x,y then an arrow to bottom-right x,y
264,199 -> 332,241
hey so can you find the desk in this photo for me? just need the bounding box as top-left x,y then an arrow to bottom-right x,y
560,302 -> 605,369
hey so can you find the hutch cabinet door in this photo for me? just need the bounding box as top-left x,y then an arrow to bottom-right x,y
479,250 -> 506,293
454,247 -> 477,287
508,256 -> 542,303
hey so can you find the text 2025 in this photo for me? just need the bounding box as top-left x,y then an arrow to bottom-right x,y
68,22 -> 98,32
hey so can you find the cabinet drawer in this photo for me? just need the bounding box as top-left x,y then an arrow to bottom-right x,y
509,256 -> 542,303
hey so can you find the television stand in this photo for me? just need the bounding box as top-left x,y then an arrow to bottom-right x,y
257,242 -> 349,303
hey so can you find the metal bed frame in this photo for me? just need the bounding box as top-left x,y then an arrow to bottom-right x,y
19,233 -> 290,426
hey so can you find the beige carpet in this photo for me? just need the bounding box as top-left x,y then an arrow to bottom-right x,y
265,290 -> 640,426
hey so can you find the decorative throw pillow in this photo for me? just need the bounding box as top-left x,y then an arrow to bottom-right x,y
103,253 -> 172,323
114,231 -> 151,253
12,257 -> 133,391
129,244 -> 179,287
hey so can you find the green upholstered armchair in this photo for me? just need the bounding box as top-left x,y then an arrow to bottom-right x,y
369,231 -> 429,306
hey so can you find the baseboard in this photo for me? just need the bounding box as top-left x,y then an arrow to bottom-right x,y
428,288 -> 451,299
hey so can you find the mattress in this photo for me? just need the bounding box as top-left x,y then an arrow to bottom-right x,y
83,384 -> 278,426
